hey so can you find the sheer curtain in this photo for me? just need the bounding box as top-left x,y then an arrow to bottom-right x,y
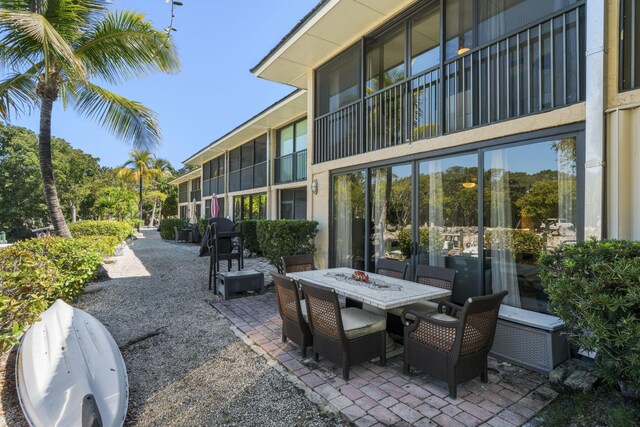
557,138 -> 575,236
428,160 -> 445,267
372,169 -> 388,263
489,150 -> 521,307
334,176 -> 352,268
478,0 -> 506,44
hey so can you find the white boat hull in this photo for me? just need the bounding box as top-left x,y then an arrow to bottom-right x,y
16,300 -> 128,427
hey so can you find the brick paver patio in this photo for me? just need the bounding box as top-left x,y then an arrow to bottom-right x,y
211,291 -> 558,426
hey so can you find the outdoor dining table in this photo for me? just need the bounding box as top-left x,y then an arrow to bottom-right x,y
287,267 -> 451,356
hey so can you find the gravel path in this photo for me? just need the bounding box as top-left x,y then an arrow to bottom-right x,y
1,231 -> 344,427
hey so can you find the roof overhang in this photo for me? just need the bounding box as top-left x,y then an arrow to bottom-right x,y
169,168 -> 201,185
251,0 -> 417,88
183,90 -> 307,166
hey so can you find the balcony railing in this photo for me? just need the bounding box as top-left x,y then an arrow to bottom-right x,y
314,101 -> 361,164
313,4 -> 584,164
189,190 -> 201,202
229,161 -> 267,192
275,150 -> 307,184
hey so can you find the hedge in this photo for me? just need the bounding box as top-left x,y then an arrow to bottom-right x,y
1,236 -> 112,352
238,220 -> 260,254
159,218 -> 188,240
539,239 -> 640,394
69,220 -> 133,241
256,220 -> 318,273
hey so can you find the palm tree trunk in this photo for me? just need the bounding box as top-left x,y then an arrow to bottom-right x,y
149,199 -> 157,226
138,174 -> 142,232
39,95 -> 71,237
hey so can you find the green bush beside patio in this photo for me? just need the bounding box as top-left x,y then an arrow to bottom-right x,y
257,220 -> 318,273
69,220 -> 133,242
159,218 -> 188,240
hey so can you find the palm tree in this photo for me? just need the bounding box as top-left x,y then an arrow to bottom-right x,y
117,150 -> 162,231
147,157 -> 171,226
0,1 -> 180,237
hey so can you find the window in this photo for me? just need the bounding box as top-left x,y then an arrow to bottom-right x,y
446,0 -> 579,59
411,8 -> 441,75
621,0 -> 640,90
280,188 -> 307,219
190,178 -> 201,201
179,205 -> 188,219
229,136 -> 267,192
233,193 -> 267,221
332,171 -> 366,269
204,198 -> 224,218
203,156 -> 225,197
366,28 -> 406,92
316,45 -> 361,116
276,118 -> 308,183
178,182 -> 188,204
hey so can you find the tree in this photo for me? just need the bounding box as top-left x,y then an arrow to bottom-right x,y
116,150 -> 163,231
147,157 -> 171,226
0,1 -> 180,237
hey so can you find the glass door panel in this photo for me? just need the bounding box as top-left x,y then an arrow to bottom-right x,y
369,164 -> 412,274
333,171 -> 366,269
483,138 -> 577,313
418,154 -> 479,304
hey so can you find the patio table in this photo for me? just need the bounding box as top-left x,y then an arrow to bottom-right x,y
287,267 -> 450,310
287,267 -> 451,357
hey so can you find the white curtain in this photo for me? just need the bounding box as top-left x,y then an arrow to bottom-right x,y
334,176 -> 352,268
372,169 -> 388,262
428,160 -> 445,267
478,0 -> 507,44
489,150 -> 521,307
557,138 -> 575,237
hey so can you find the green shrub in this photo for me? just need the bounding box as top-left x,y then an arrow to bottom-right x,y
484,228 -> 544,263
397,227 -> 444,257
238,220 -> 260,254
0,247 -> 61,352
159,218 -> 188,240
76,235 -> 120,258
256,220 -> 318,273
69,220 -> 132,241
198,218 -> 208,235
13,237 -> 102,302
539,239 -> 640,391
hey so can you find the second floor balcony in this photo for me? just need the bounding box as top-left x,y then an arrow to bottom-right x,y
314,2 -> 585,164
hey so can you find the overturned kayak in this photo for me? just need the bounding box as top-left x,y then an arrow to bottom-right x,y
16,300 -> 128,427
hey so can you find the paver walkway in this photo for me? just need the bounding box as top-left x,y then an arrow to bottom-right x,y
212,293 -> 559,427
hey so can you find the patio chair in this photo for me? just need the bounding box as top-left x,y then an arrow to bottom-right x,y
375,258 -> 407,279
200,219 -> 244,290
282,254 -> 316,273
273,273 -> 312,357
388,265 -> 457,319
401,290 -> 508,398
299,279 -> 386,381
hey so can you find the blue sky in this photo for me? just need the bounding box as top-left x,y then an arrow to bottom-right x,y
8,0 -> 317,168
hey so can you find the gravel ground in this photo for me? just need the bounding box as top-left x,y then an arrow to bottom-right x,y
0,231 -> 344,427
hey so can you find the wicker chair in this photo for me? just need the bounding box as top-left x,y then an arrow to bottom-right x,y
273,273 -> 312,357
282,254 -> 316,273
375,258 -> 408,279
402,290 -> 508,398
299,279 -> 387,380
388,265 -> 457,318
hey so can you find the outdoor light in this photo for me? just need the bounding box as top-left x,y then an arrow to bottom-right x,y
457,47 -> 470,55
462,177 -> 477,188
311,179 -> 318,194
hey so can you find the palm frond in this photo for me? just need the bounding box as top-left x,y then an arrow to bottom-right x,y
71,82 -> 161,149
0,71 -> 38,120
0,9 -> 86,81
75,10 -> 180,84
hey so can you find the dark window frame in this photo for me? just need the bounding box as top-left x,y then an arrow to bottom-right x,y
620,0 -> 640,91
229,136 -> 268,192
280,187 -> 307,219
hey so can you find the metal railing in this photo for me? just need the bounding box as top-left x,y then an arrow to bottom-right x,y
444,6 -> 584,132
228,161 -> 267,192
275,150 -> 307,183
314,101 -> 362,164
312,4 -> 584,164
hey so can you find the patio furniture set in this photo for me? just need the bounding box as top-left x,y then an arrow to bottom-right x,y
276,256 -> 507,399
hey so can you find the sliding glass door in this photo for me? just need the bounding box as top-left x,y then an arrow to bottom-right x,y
333,171 -> 366,269
417,154 -> 480,303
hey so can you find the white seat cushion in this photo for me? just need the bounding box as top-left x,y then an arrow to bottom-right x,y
388,301 -> 439,317
340,307 -> 386,340
431,312 -> 457,322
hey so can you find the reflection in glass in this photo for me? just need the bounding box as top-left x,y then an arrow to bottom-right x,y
333,172 -> 366,269
366,29 -> 406,93
369,164 -> 412,270
418,154 -> 479,304
411,8 -> 440,75
484,138 -> 577,313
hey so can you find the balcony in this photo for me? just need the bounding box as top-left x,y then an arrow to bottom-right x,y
275,150 -> 307,184
229,161 -> 267,192
313,5 -> 584,164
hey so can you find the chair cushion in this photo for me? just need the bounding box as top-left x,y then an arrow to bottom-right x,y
431,312 -> 458,322
389,301 -> 438,317
340,307 -> 386,340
